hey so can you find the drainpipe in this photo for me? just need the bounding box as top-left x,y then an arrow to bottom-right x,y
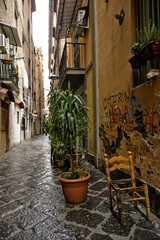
91,0 -> 99,168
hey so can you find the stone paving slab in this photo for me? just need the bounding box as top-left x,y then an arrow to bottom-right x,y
0,135 -> 160,240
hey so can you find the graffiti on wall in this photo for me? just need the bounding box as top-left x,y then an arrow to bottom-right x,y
100,89 -> 160,155
100,89 -> 160,188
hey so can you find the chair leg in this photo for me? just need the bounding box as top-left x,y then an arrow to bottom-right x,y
108,184 -> 114,212
133,191 -> 138,208
116,191 -> 124,225
110,187 -> 114,212
144,185 -> 151,221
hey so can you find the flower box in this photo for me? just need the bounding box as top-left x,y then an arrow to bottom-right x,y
129,54 -> 146,69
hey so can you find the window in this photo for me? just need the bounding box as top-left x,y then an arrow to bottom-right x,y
22,0 -> 24,15
1,109 -> 5,130
133,0 -> 160,88
53,27 -> 55,37
28,20 -> 30,33
136,0 -> 160,31
17,111 -> 19,124
54,0 -> 57,13
14,12 -> 18,27
74,36 -> 80,68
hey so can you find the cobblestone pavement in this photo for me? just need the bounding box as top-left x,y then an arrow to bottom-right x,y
0,135 -> 160,240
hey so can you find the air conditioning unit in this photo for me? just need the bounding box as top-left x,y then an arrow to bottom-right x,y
77,9 -> 86,26
74,7 -> 89,37
0,34 -> 7,53
76,7 -> 89,28
0,34 -> 6,47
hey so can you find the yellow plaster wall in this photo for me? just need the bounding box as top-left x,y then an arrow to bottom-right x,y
96,0 -> 135,154
95,0 -> 160,188
96,0 -> 134,118
85,1 -> 92,68
85,0 -> 94,155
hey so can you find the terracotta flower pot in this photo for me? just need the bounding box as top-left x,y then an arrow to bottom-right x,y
59,172 -> 90,204
3,60 -> 12,64
141,40 -> 160,60
56,159 -> 65,168
151,40 -> 160,55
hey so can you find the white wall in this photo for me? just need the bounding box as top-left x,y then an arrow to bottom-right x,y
9,102 -> 21,147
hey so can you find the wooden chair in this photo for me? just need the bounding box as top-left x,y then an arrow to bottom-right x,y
104,151 -> 151,225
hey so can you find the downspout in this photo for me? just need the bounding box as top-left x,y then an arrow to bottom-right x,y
91,0 -> 99,168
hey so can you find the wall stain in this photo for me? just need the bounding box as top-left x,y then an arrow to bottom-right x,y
99,124 -> 123,155
99,87 -> 160,188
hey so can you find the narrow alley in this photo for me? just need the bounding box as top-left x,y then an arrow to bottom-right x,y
0,135 -> 160,240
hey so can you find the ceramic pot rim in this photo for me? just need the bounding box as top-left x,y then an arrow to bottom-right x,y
59,172 -> 90,183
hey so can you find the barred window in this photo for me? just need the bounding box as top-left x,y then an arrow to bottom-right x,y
133,0 -> 160,88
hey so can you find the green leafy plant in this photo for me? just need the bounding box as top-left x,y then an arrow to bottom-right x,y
130,42 -> 143,55
56,82 -> 89,178
130,21 -> 160,55
51,138 -> 66,161
45,81 -> 89,178
143,22 -> 160,44
64,168 -> 88,179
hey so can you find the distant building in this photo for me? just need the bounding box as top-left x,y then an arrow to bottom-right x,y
0,0 -> 45,155
33,47 -> 45,135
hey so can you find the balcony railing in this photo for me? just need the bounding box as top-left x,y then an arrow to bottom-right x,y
0,59 -> 19,90
59,42 -> 85,88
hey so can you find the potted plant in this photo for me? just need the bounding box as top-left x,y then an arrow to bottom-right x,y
44,83 -> 64,164
50,138 -> 66,168
129,42 -> 146,69
130,42 -> 143,55
129,21 -> 160,69
49,82 -> 90,204
141,22 -> 160,59
3,59 -> 12,64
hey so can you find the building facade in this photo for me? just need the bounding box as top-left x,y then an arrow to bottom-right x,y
48,0 -> 160,217
33,47 -> 45,135
0,0 -> 45,155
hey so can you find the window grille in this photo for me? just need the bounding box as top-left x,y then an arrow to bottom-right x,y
133,0 -> 160,88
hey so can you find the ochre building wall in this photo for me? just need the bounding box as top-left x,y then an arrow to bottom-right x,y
85,0 -> 94,155
96,0 -> 160,188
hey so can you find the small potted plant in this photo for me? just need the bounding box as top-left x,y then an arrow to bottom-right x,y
51,138 -> 66,168
130,42 -> 143,55
129,21 -> 160,69
141,22 -> 160,59
129,42 -> 146,69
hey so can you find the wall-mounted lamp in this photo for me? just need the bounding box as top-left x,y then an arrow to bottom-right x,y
115,9 -> 125,25
104,0 -> 108,2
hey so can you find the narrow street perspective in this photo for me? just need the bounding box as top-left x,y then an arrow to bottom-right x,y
0,134 -> 160,240
1,0 -> 160,239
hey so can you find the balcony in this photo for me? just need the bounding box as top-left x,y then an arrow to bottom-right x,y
0,59 -> 19,91
59,42 -> 85,91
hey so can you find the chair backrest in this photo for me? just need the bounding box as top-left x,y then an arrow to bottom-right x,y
104,151 -> 136,187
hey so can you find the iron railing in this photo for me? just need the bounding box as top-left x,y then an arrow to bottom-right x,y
59,42 -> 85,86
0,59 -> 19,87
